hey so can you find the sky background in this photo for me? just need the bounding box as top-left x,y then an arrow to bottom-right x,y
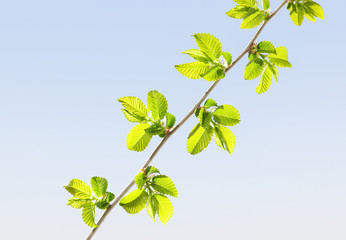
0,0 -> 345,239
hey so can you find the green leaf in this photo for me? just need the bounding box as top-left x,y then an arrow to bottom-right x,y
226,5 -> 252,19
126,123 -> 153,152
198,108 -> 212,128
289,3 -> 305,26
304,1 -> 324,20
244,57 -> 264,80
120,189 -> 149,214
257,41 -> 276,54
233,0 -> 256,7
267,63 -> 279,82
118,96 -> 148,121
204,98 -> 218,109
268,47 -> 292,68
182,49 -> 209,63
256,66 -> 273,94
260,0 -> 270,10
145,122 -> 165,135
241,11 -> 264,29
154,194 -> 173,225
90,177 -> 108,197
175,61 -> 210,79
213,105 -> 241,126
121,108 -> 146,123
105,192 -> 115,202
187,123 -> 214,155
145,166 -> 160,176
303,4 -> 316,22
67,198 -> 91,209
214,126 -> 236,156
151,175 -> 178,197
201,65 -> 225,82
64,179 -> 92,199
147,90 -> 168,121
146,195 -> 158,221
96,200 -> 109,210
135,172 -> 146,190
82,203 -> 98,228
222,51 -> 233,66
193,33 -> 222,61
165,112 -> 176,129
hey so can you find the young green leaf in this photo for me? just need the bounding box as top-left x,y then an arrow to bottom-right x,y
135,172 -> 146,190
145,166 -> 160,176
151,175 -> 178,198
187,123 -> 214,155
165,112 -> 176,129
147,90 -> 168,121
204,98 -> 218,109
266,63 -> 278,82
201,65 -> 225,82
226,5 -> 252,19
182,49 -> 210,63
304,1 -> 324,20
126,123 -> 153,152
198,108 -> 213,128
120,189 -> 149,214
256,66 -> 273,94
213,105 -> 241,126
222,51 -> 233,66
121,109 -> 146,123
289,3 -> 305,26
303,4 -> 316,22
241,11 -> 264,29
175,61 -> 210,79
244,57 -> 265,80
90,177 -> 108,197
260,0 -> 270,10
268,47 -> 292,68
214,126 -> 236,155
105,192 -> 115,203
153,194 -> 173,225
193,33 -> 222,61
82,203 -> 98,228
67,198 -> 91,209
118,96 -> 148,121
234,0 -> 256,7
145,122 -> 165,135
96,200 -> 109,210
64,179 -> 92,199
257,41 -> 276,54
146,195 -> 158,221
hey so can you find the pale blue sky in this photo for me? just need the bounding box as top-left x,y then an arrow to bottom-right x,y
0,1 -> 345,239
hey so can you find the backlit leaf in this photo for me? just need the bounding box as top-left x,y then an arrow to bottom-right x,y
213,105 -> 241,126
147,90 -> 168,120
120,189 -> 149,214
64,179 -> 92,199
126,123 -> 153,151
175,61 -> 210,79
187,123 -> 214,155
151,175 -> 178,197
193,33 -> 222,61
90,177 -> 108,197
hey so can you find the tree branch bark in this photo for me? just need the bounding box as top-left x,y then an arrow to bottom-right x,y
86,1 -> 288,239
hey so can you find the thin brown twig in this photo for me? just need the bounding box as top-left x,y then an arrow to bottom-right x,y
86,1 -> 288,239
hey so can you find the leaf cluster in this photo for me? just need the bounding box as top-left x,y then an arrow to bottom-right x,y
226,0 -> 271,29
64,177 -> 115,228
244,41 -> 291,94
187,98 -> 240,155
118,90 -> 176,152
119,166 -> 178,225
287,0 -> 324,26
175,33 -> 232,81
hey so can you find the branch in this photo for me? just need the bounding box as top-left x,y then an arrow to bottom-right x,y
86,1 -> 288,239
